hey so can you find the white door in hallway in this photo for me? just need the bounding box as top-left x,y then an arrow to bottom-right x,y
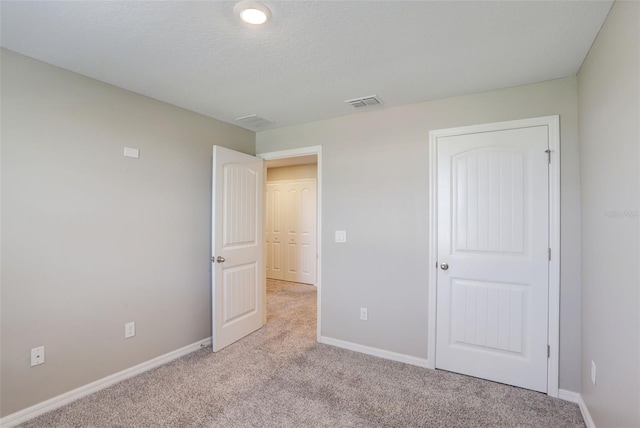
435,123 -> 550,392
266,180 -> 317,285
265,185 -> 285,280
211,146 -> 265,352
285,180 -> 317,284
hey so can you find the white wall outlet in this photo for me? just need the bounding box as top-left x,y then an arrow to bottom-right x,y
591,360 -> 596,385
123,147 -> 140,159
125,321 -> 136,338
31,346 -> 45,367
360,307 -> 368,321
335,230 -> 347,243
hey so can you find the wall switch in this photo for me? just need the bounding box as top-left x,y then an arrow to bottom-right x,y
360,307 -> 368,321
31,346 -> 45,367
123,147 -> 140,159
125,322 -> 136,338
591,360 -> 596,385
335,231 -> 347,243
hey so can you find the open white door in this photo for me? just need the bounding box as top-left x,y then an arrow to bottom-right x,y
212,145 -> 265,352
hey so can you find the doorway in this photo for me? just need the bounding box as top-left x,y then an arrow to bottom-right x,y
427,116 -> 560,397
265,159 -> 317,285
258,146 -> 322,341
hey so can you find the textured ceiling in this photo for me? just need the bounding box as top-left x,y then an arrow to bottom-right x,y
0,1 -> 612,131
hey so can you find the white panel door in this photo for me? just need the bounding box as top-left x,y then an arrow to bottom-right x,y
435,126 -> 549,392
265,180 -> 317,285
285,186 -> 299,281
298,182 -> 317,284
284,181 -> 317,284
212,145 -> 264,352
265,184 -> 285,280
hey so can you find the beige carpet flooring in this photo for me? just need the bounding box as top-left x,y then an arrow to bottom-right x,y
22,279 -> 585,427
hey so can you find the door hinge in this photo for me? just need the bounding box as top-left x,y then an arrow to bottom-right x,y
545,149 -> 552,164
547,345 -> 551,358
548,248 -> 551,261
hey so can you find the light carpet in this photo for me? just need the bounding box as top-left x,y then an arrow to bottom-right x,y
22,279 -> 585,427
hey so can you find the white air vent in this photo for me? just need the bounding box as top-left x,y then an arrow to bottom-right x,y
345,95 -> 383,108
235,114 -> 274,128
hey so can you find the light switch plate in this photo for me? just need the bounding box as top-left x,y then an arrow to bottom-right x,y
123,147 -> 140,159
335,230 -> 347,243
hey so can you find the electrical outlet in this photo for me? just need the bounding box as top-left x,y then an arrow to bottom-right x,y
591,360 -> 596,385
125,322 -> 135,339
360,308 -> 368,321
335,231 -> 347,243
31,346 -> 45,367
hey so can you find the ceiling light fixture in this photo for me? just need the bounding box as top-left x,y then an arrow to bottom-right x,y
234,1 -> 272,25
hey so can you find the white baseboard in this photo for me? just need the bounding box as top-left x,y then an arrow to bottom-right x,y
0,337 -> 212,428
558,389 -> 596,428
318,336 -> 430,368
577,395 -> 597,428
558,389 -> 581,403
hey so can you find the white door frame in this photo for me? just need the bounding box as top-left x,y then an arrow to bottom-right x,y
257,146 -> 322,342
427,116 -> 560,397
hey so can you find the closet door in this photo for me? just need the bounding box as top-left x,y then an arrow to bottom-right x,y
265,184 -> 285,280
284,181 -> 316,285
434,123 -> 550,392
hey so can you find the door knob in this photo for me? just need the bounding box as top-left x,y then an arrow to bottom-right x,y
440,262 -> 449,270
216,256 -> 226,263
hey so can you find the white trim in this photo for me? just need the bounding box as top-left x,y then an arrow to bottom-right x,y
258,146 -> 322,160
319,336 -> 430,368
427,115 -> 561,396
427,136 -> 438,370
578,395 -> 597,428
0,338 -> 212,428
547,115 -> 561,398
257,146 -> 322,341
558,389 -> 580,403
558,390 -> 596,428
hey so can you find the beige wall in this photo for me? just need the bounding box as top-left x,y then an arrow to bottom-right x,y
257,77 -> 582,392
267,164 -> 317,182
577,1 -> 640,426
0,49 -> 255,416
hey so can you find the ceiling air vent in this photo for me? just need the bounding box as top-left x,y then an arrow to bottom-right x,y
235,114 -> 274,128
345,95 -> 383,108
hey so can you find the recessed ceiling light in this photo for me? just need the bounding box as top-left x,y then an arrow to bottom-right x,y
234,1 -> 272,25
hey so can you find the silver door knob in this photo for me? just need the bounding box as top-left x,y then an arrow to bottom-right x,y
440,263 -> 449,270
216,256 -> 226,263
